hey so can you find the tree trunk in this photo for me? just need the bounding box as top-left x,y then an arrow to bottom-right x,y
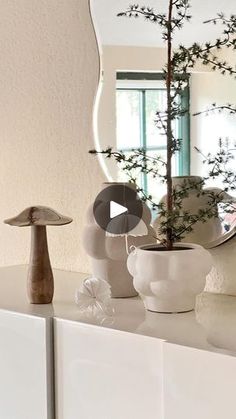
166,0 -> 174,250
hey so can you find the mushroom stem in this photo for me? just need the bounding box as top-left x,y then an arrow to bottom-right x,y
28,225 -> 54,304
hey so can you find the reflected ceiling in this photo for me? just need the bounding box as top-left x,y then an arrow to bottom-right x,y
91,0 -> 236,47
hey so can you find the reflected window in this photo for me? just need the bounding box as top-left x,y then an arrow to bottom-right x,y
116,72 -> 190,203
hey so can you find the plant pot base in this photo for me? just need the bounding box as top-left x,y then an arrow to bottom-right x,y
142,295 -> 195,314
146,307 -> 194,314
112,293 -> 138,299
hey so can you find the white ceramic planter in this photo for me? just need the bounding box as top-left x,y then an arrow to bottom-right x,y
127,243 -> 212,313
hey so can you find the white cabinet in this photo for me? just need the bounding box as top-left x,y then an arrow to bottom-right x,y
0,310 -> 53,419
163,343 -> 236,419
0,267 -> 236,419
54,319 -> 163,419
54,317 -> 236,419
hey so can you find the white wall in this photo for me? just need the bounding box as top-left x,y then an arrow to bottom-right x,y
0,0 -> 105,273
190,67 -> 236,175
0,3 -> 234,273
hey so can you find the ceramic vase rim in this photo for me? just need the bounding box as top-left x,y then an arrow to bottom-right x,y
134,242 -> 204,254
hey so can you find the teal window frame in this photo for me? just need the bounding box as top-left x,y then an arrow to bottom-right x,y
116,72 -> 191,193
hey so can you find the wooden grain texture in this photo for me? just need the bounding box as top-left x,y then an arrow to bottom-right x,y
28,225 -> 54,304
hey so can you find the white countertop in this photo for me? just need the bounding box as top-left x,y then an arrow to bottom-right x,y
0,265 -> 235,358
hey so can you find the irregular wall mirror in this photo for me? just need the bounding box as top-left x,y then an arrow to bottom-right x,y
90,0 -> 236,248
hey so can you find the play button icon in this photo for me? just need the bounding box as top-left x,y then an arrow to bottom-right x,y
110,201 -> 128,219
93,183 -> 143,235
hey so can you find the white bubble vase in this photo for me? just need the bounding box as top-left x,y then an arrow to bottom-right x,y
127,243 -> 212,313
82,182 -> 156,298
153,176 -> 236,248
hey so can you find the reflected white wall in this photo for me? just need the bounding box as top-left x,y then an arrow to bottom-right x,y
97,46 -> 236,181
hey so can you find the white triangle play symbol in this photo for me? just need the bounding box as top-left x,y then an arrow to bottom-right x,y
110,201 -> 128,219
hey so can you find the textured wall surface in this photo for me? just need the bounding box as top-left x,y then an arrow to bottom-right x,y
0,0 -> 105,272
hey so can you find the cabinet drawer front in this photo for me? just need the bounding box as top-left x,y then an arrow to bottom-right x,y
0,310 -> 53,419
54,319 -> 163,419
164,343 -> 236,419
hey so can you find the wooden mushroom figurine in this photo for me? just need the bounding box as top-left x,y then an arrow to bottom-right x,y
4,206 -> 72,304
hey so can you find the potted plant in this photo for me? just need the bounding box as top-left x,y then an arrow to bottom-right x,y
90,1 -> 236,312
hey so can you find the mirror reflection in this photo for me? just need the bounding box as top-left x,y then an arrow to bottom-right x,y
90,0 -> 236,247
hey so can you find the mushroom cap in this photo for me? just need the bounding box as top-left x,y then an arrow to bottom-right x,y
4,206 -> 73,227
